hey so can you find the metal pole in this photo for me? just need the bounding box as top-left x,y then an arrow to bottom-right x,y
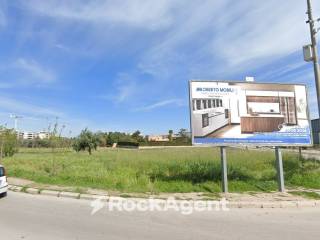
275,147 -> 285,192
298,147 -> 302,161
220,146 -> 228,193
14,118 -> 17,131
307,0 -> 320,117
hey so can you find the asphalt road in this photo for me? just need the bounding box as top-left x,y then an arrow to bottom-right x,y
0,192 -> 319,240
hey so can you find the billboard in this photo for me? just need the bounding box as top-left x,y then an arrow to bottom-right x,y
189,80 -> 312,146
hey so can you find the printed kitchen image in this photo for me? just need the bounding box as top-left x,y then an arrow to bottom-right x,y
190,81 -> 312,145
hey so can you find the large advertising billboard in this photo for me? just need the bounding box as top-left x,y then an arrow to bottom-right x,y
189,80 -> 312,146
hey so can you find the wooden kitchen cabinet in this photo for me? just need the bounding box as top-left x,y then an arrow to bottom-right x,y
241,116 -> 285,133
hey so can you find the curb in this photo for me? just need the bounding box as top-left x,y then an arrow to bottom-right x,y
7,185 -> 320,209
25,188 -> 40,195
41,190 -> 60,197
60,192 -> 80,199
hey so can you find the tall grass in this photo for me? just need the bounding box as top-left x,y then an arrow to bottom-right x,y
3,147 -> 320,193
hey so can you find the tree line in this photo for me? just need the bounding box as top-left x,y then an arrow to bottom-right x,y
72,128 -> 191,154
0,125 -> 191,157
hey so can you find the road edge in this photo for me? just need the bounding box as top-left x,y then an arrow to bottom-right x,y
7,184 -> 320,209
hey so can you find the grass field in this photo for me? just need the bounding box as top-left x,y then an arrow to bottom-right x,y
2,147 -> 320,193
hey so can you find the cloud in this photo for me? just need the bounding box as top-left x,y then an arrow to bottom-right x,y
138,0 -> 315,81
20,0 -> 176,31
0,96 -> 62,117
19,0 -> 316,80
0,96 -> 95,135
0,1 -> 7,28
0,58 -> 57,89
209,1 -> 307,65
115,79 -> 137,103
3,0 -> 319,133
134,98 -> 186,112
258,61 -> 307,81
54,43 -> 71,52
99,73 -> 139,104
14,58 -> 55,84
15,0 -> 320,73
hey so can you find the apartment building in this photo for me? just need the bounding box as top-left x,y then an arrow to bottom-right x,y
18,131 -> 50,140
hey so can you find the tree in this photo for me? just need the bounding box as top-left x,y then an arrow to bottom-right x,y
168,130 -> 173,142
178,128 -> 188,138
177,128 -> 191,144
95,131 -> 108,147
73,128 -> 99,154
131,130 -> 140,139
106,132 -> 133,145
48,120 -> 66,150
131,130 -> 144,142
0,126 -> 18,162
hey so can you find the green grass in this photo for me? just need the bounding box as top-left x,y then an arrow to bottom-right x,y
2,147 -> 320,193
290,191 -> 320,200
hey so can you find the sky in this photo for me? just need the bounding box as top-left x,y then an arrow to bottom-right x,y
0,0 -> 320,136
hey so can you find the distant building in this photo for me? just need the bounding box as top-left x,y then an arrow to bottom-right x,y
38,131 -> 50,139
172,133 -> 192,139
148,135 -> 170,142
17,132 -> 36,140
311,118 -> 320,144
147,132 -> 191,142
18,131 -> 50,140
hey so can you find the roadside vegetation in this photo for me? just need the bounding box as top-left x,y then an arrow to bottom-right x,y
0,127 -> 19,160
2,147 -> 320,194
290,191 -> 320,200
0,125 -> 319,194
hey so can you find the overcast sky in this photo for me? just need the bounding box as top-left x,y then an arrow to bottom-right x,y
0,0 -> 319,135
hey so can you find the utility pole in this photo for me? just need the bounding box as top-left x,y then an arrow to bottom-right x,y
306,0 -> 320,117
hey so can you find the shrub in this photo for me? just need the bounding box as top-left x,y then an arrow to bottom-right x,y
117,141 -> 139,148
0,127 -> 18,158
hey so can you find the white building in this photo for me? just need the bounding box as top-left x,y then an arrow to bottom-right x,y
37,131 -> 50,139
148,135 -> 170,142
18,131 -> 50,140
147,133 -> 191,142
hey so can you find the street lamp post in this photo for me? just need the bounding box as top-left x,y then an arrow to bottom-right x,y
306,0 -> 320,117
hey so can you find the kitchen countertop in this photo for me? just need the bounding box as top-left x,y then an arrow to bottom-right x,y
241,114 -> 284,118
193,108 -> 225,114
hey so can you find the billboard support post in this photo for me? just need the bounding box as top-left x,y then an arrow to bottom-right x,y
298,147 -> 302,161
220,146 -> 228,193
275,147 -> 285,192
